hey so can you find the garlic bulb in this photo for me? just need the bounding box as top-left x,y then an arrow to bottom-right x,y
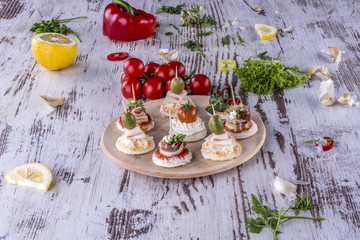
273,177 -> 297,196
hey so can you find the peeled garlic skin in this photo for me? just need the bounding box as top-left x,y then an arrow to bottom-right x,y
273,176 -> 297,196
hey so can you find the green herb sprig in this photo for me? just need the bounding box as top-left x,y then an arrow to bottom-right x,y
302,138 -> 333,144
184,39 -> 207,62
236,31 -> 245,46
247,193 -> 331,240
166,134 -> 186,144
165,32 -> 173,36
156,3 -> 185,14
222,35 -> 230,45
198,31 -> 213,37
169,24 -> 182,35
183,69 -> 196,81
30,16 -> 87,42
180,5 -> 216,27
128,98 -> 145,112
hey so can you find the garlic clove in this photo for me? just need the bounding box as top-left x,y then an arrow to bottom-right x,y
320,93 -> 335,106
307,65 -> 321,75
320,66 -> 331,78
221,22 -> 231,29
273,177 -> 297,196
328,46 -> 342,63
253,5 -> 262,12
40,95 -> 65,108
159,49 -> 178,62
230,17 -> 239,25
239,26 -> 248,30
319,79 -> 335,106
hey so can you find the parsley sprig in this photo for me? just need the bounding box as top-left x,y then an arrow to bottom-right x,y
198,31 -> 213,37
222,35 -> 230,45
184,39 -> 207,62
247,193 -> 332,240
128,98 -> 145,112
156,3 -> 185,14
169,24 -> 182,35
165,134 -> 186,144
180,5 -> 216,27
236,31 -> 245,46
30,16 -> 87,42
257,50 -> 283,61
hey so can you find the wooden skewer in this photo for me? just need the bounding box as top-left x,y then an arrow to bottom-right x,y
169,109 -> 173,136
131,84 -> 136,100
175,66 -> 178,78
211,104 -> 215,116
122,100 -> 127,112
230,85 -> 236,108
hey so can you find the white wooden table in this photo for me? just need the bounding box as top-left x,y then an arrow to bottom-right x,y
1,0 -> 360,239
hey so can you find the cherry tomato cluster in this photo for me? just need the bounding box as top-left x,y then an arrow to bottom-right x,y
121,58 -> 212,100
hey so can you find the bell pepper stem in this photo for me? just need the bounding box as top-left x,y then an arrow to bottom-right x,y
112,0 -> 135,17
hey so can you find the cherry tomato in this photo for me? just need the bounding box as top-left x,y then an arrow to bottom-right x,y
165,79 -> 188,92
144,62 -> 159,78
168,61 -> 186,78
226,97 -> 242,106
121,78 -> 142,99
154,64 -> 176,83
123,58 -> 145,79
121,73 -> 130,84
142,78 -> 164,100
190,74 -> 211,95
315,137 -> 334,151
178,105 -> 197,123
107,52 -> 129,61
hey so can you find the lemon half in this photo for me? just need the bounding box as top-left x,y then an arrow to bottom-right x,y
254,24 -> 277,40
31,33 -> 77,70
5,163 -> 53,191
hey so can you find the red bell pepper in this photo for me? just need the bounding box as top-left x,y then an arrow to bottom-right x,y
103,0 -> 156,42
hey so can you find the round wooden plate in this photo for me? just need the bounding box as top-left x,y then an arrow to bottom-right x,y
101,96 -> 266,179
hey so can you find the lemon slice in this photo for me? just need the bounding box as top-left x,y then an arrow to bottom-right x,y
5,163 -> 53,191
254,24 -> 277,40
218,59 -> 237,72
31,33 -> 77,70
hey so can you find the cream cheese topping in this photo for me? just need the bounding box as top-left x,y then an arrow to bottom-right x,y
172,117 -> 205,136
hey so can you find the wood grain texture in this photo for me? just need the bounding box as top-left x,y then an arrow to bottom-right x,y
1,0 -> 360,239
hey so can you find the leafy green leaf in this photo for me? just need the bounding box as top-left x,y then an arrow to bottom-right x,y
214,102 -> 227,112
128,98 -> 145,112
257,51 -> 273,60
165,32 -> 173,36
205,105 -> 213,114
234,57 -> 310,95
250,194 -> 278,218
166,134 -> 186,144
180,5 -> 216,27
156,3 -> 185,14
246,217 -> 268,233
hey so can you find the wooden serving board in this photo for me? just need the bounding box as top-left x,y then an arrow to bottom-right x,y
101,96 -> 266,179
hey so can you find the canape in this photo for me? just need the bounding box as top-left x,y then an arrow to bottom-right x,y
201,114 -> 242,161
160,71 -> 195,117
116,112 -> 155,155
224,106 -> 258,139
171,102 -> 206,142
152,134 -> 192,167
117,98 -> 154,132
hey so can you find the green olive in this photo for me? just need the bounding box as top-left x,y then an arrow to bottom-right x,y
121,112 -> 136,130
209,115 -> 224,135
170,77 -> 185,94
